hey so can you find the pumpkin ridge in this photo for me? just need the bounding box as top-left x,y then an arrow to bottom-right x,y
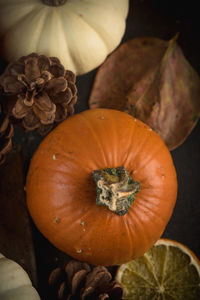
26,109 -> 177,266
132,142 -> 166,177
65,3 -> 123,52
0,1 -> 37,34
121,212 -> 139,262
121,120 -> 137,167
78,113 -> 110,167
1,7 -> 38,36
59,7 -> 108,73
104,110 -> 129,166
64,0 -> 128,52
4,6 -> 48,58
64,3 -> 111,51
58,7 -> 77,71
124,127 -> 152,168
102,213 -> 123,265
133,200 -> 166,227
58,209 -> 108,262
35,6 -> 50,55
128,206 -> 154,257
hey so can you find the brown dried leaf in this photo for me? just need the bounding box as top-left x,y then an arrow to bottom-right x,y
89,36 -> 200,150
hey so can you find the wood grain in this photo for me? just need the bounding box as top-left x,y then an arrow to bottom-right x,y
0,148 -> 37,287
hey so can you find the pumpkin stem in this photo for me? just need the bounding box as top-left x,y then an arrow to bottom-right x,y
42,0 -> 67,6
93,166 -> 140,216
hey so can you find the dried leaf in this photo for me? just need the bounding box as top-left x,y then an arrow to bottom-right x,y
0,54 -> 77,134
89,36 -> 200,150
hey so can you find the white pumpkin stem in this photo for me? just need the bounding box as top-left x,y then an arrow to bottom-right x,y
42,0 -> 67,6
93,166 -> 140,216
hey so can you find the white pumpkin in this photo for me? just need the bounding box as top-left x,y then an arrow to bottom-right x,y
0,0 -> 129,75
0,253 -> 40,300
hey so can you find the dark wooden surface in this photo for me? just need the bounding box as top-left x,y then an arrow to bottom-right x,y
1,1 -> 200,299
0,149 -> 37,287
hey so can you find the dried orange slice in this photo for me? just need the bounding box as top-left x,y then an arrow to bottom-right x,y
116,239 -> 200,299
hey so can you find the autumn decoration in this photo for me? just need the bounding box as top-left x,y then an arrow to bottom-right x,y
48,260 -> 123,299
89,35 -> 200,150
0,53 -> 77,136
0,0 -> 129,75
0,253 -> 40,300
26,108 -> 177,266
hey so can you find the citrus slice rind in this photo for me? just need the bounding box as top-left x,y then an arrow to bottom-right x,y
116,238 -> 200,300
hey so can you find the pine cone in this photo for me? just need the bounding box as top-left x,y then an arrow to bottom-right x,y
48,260 -> 123,300
0,105 -> 14,165
0,53 -> 77,135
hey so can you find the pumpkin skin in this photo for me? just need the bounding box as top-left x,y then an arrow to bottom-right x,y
0,253 -> 40,300
26,109 -> 177,266
0,0 -> 129,75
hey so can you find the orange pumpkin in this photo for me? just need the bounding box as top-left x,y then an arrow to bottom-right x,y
26,109 -> 177,266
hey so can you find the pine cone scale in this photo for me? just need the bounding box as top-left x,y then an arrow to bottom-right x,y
7,61 -> 24,76
12,97 -> 31,119
46,77 -> 68,96
52,90 -> 72,105
22,111 -> 40,131
33,105 -> 55,125
24,56 -> 41,81
37,55 -> 51,72
34,92 -> 56,112
0,53 -> 77,135
1,75 -> 24,94
50,63 -> 65,78
0,108 -> 14,165
71,269 -> 89,295
49,260 -> 123,300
